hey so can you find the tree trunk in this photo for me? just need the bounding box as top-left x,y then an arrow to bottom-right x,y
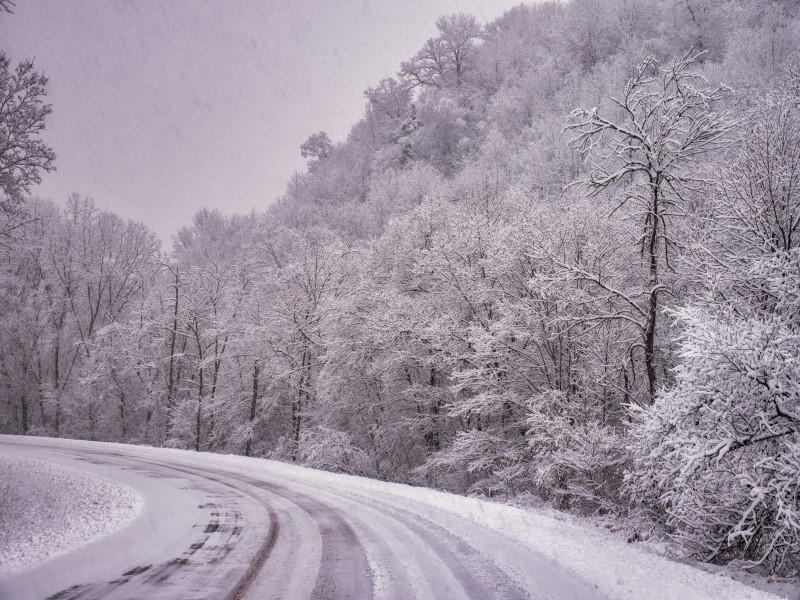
119,390 -> 126,439
245,358 -> 259,457
208,336 -> 225,451
643,176 -> 660,404
166,266 -> 180,442
53,333 -> 60,435
19,360 -> 29,434
425,367 -> 441,452
195,364 -> 204,452
20,392 -> 28,434
291,349 -> 309,461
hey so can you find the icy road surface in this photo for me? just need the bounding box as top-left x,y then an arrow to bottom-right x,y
0,436 -> 780,600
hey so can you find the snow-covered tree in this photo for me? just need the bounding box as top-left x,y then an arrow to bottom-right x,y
629,77 -> 800,575
400,13 -> 482,90
629,251 -> 800,574
0,53 -> 56,239
567,50 -> 736,403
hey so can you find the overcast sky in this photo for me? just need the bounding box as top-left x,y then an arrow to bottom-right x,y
1,0 -> 523,241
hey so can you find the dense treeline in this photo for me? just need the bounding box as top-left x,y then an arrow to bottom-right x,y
2,0 -> 799,576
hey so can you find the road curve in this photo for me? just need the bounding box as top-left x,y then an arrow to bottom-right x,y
0,437 -> 600,600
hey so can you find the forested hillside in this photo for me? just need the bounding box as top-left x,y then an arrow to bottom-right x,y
2,0 -> 800,577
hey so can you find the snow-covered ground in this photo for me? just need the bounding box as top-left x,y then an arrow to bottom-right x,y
198,449 -> 789,600
0,435 -> 794,600
0,452 -> 142,575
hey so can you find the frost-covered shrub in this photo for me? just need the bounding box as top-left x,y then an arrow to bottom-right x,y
527,391 -> 626,514
628,251 -> 800,576
415,429 -> 532,497
296,427 -> 377,478
419,388 -> 627,510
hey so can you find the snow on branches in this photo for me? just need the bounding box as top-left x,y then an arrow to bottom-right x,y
566,49 -> 738,404
629,250 -> 800,575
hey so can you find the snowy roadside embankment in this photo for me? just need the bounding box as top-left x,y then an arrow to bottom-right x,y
0,453 -> 142,575
197,450 -> 786,600
0,437 -> 789,600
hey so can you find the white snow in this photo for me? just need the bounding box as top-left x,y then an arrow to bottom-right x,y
698,563 -> 800,600
197,451 -> 788,600
0,453 -> 142,576
0,436 -> 792,600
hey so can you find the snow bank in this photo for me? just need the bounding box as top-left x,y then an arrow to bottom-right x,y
1,437 -> 787,599
0,454 -> 142,575
202,451 -> 787,600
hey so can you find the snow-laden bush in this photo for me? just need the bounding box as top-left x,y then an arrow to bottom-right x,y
628,251 -> 800,576
415,429 -> 532,497
295,427 -> 377,478
527,391 -> 626,514
416,389 -> 627,511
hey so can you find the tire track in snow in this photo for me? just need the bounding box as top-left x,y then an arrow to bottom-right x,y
73,451 -> 283,600
106,455 -> 371,600
2,439 -> 549,600
241,477 -> 374,600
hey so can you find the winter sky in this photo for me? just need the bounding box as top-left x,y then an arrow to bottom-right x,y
0,0 -> 523,242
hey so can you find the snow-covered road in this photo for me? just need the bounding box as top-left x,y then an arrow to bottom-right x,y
0,436 -> 780,600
